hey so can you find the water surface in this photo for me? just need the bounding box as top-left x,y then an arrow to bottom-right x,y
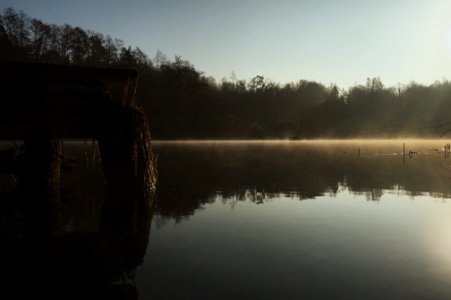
139,140 -> 451,299
3,140 -> 451,299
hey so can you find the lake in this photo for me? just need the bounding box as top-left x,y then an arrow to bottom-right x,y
3,140 -> 451,299
141,140 -> 451,300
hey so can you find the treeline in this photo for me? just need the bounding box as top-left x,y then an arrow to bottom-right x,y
2,7 -> 451,139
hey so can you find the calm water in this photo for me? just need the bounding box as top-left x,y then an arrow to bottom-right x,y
141,140 -> 451,300
3,140 -> 451,299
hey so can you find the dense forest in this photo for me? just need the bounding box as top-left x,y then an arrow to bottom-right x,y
2,7 -> 451,139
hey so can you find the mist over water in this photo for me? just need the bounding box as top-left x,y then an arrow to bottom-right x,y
154,139 -> 451,207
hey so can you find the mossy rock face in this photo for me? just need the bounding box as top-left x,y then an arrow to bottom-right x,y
0,61 -> 157,251
98,105 -> 157,196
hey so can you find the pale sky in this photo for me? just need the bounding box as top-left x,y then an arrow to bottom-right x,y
2,0 -> 451,88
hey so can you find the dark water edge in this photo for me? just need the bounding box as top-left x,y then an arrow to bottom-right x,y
0,141 -> 152,300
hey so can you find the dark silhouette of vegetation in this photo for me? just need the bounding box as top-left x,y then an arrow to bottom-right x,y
2,7 -> 451,139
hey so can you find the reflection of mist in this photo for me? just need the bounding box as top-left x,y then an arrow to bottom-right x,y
154,141 -> 451,221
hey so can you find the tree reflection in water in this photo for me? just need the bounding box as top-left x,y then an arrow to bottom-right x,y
154,141 -> 451,222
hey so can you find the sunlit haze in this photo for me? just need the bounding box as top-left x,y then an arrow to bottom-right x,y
2,0 -> 451,88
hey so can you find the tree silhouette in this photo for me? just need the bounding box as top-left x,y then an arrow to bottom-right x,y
2,7 -> 451,140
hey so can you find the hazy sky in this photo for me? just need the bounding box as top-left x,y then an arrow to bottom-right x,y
2,0 -> 451,88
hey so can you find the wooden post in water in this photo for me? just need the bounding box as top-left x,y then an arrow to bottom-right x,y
403,143 -> 405,164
